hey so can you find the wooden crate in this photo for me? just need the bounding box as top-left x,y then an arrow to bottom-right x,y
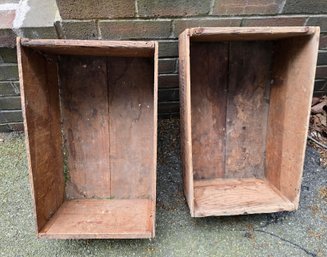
17,38 -> 158,239
179,27 -> 320,217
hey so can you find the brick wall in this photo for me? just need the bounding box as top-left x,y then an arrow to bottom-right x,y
0,0 -> 327,131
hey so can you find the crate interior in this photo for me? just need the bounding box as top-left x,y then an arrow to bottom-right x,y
19,41 -> 156,238
189,35 -> 314,216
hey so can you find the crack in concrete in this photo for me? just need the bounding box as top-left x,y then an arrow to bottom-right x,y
254,229 -> 317,257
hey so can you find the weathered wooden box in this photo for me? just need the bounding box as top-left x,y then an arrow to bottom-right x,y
179,27 -> 320,217
17,38 -> 158,238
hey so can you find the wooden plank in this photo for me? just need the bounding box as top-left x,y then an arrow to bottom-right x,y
150,41 -> 158,238
194,178 -> 294,217
178,29 -> 194,215
17,38 -> 65,231
190,42 -> 228,179
108,57 -> 154,199
189,27 -> 317,42
266,29 -> 320,205
225,41 -> 272,179
21,39 -> 155,58
60,56 -> 111,199
39,199 -> 153,239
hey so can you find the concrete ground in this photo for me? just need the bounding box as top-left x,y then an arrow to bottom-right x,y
0,118 -> 326,257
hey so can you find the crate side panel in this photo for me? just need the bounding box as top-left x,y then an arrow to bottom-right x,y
60,56 -> 111,199
193,178 -> 294,217
179,30 -> 194,213
225,41 -> 272,179
18,45 -> 65,231
39,199 -> 153,239
190,42 -> 228,180
108,57 -> 154,199
267,32 -> 320,204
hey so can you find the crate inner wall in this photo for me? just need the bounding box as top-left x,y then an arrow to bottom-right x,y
188,34 -> 318,216
18,41 -> 156,238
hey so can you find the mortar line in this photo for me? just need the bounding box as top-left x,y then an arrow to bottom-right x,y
135,0 -> 139,17
209,0 -> 215,15
96,19 -> 102,39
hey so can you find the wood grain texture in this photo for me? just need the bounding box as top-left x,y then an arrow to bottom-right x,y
179,29 -> 194,215
226,41 -> 271,179
17,38 -> 65,231
190,42 -> 228,180
108,57 -> 154,199
189,27 -> 316,42
39,199 -> 153,239
179,27 -> 320,216
266,29 -> 320,205
194,178 -> 294,217
60,56 -> 111,199
20,39 -> 155,58
18,38 -> 158,238
151,42 -> 159,237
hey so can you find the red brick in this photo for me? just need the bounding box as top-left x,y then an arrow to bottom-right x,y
56,20 -> 98,39
320,34 -> 327,50
314,79 -> 327,91
159,88 -> 179,102
313,91 -> 327,97
212,0 -> 285,15
158,41 -> 178,57
158,74 -> 179,88
306,16 -> 327,32
0,30 -> 16,48
283,0 -> 327,14
138,0 -> 211,17
0,82 -> 19,96
0,110 -> 23,123
0,96 -> 21,110
158,102 -> 179,114
56,0 -> 135,19
173,18 -> 241,37
242,16 -> 306,26
316,66 -> 327,78
318,51 -> 327,65
0,48 -> 17,63
0,64 -> 18,81
99,20 -> 171,40
159,59 -> 177,74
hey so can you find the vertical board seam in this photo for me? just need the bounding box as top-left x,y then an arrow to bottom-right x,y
106,57 -> 111,197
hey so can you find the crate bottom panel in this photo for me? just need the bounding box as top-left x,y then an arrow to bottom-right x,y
39,199 -> 153,239
193,178 -> 294,217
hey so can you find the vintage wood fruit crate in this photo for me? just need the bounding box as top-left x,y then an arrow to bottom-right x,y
179,27 -> 320,217
17,38 -> 158,238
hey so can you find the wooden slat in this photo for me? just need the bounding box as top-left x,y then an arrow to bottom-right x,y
151,42 -> 159,237
194,178 -> 294,217
189,27 -> 317,41
21,39 -> 155,57
108,57 -> 154,199
179,29 -> 194,215
39,199 -> 153,239
225,41 -> 272,179
60,56 -> 111,199
266,30 -> 320,205
17,38 -> 65,231
179,27 -> 320,217
190,42 -> 228,179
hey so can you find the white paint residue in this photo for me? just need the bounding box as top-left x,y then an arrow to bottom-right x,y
13,0 -> 30,29
0,3 -> 19,11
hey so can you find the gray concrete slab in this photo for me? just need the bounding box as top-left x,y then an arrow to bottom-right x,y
0,118 -> 326,257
